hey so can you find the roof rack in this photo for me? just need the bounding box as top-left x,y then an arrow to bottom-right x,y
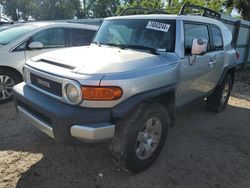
119,7 -> 168,16
179,3 -> 221,19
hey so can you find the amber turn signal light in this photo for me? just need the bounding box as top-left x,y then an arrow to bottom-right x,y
81,86 -> 123,101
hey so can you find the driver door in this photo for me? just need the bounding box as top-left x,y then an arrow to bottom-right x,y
177,23 -> 215,106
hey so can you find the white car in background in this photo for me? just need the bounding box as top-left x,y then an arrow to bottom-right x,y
0,25 -> 10,32
0,22 -> 98,103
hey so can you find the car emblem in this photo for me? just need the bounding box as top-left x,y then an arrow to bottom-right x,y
37,78 -> 50,88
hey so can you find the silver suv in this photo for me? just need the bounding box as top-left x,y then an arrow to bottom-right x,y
13,6 -> 237,172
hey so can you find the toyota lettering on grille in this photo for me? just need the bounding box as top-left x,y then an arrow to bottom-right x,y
30,73 -> 62,96
37,78 -> 51,89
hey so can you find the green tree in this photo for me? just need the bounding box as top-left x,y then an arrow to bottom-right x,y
166,0 -> 224,14
71,0 -> 85,18
117,0 -> 164,15
92,0 -> 120,17
0,0 -> 36,21
134,0 -> 164,9
72,0 -> 98,18
225,0 -> 250,20
33,0 -> 76,20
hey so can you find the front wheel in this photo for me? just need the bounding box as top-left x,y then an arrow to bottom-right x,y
0,69 -> 22,104
207,74 -> 233,112
109,103 -> 169,173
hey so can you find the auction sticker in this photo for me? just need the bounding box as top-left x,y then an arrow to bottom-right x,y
146,21 -> 170,32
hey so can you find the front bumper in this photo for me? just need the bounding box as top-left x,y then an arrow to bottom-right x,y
13,82 -> 115,143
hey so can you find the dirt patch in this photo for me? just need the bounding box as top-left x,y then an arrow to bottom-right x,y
0,70 -> 250,188
233,69 -> 250,101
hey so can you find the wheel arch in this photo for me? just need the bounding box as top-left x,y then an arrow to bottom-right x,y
152,90 -> 175,127
227,67 -> 236,88
218,65 -> 236,87
0,66 -> 23,81
111,84 -> 177,127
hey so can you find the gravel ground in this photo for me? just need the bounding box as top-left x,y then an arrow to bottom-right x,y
0,70 -> 250,188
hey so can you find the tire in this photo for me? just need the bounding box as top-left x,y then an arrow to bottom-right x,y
109,102 -> 169,173
207,74 -> 233,112
0,69 -> 22,104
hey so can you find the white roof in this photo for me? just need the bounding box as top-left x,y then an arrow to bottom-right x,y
17,21 -> 99,30
106,14 -> 223,26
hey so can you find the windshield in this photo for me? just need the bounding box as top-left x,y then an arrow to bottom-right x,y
93,19 -> 175,52
0,25 -> 35,45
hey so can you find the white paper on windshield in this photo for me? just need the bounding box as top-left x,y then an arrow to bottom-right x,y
146,21 -> 170,33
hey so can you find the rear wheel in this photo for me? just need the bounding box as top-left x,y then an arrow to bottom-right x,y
109,103 -> 169,173
0,69 -> 22,104
207,74 -> 233,112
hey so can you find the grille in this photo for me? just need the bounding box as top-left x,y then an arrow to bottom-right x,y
30,73 -> 62,97
18,100 -> 52,125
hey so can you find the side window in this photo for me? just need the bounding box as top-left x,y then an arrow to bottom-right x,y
29,28 -> 66,49
184,23 -> 210,55
69,29 -> 96,46
211,26 -> 223,51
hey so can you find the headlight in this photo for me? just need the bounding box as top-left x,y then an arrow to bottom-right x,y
65,83 -> 81,104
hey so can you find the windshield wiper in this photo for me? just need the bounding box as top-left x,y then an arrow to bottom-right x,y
92,41 -> 102,46
92,42 -> 161,55
123,45 -> 160,55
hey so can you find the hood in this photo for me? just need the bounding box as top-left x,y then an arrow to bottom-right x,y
31,45 -> 179,75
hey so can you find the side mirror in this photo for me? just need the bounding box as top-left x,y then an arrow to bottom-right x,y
191,39 -> 207,55
28,41 -> 44,50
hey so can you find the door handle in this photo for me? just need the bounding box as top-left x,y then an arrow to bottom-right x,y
209,56 -> 217,67
209,61 -> 216,66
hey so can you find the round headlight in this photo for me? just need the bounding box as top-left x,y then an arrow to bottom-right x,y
65,83 -> 81,104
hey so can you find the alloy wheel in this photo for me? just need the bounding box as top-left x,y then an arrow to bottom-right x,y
0,75 -> 15,101
136,117 -> 162,160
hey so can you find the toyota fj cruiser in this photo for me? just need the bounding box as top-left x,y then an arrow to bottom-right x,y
13,5 -> 237,172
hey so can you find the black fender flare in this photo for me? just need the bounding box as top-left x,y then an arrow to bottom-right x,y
217,64 -> 236,86
111,83 -> 177,126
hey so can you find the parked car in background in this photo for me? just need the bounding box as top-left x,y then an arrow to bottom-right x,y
0,17 -> 13,26
0,25 -> 10,32
0,22 -> 98,103
0,21 -> 6,25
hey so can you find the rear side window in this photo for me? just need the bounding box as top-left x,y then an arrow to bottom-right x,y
69,29 -> 96,46
184,23 -> 210,55
210,26 -> 223,51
